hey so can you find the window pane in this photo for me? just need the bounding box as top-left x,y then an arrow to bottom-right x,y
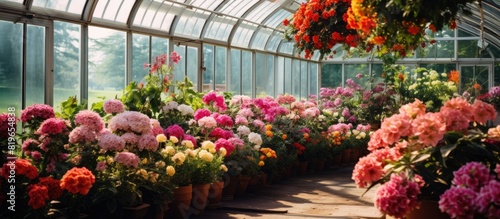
300,61 -> 308,100
418,40 -> 454,58
457,40 -> 490,58
0,21 -> 22,113
26,25 -> 45,107
215,46 -> 226,92
230,49 -> 241,94
93,0 -> 134,23
292,59 -> 300,98
309,63 -> 318,97
241,50 -> 252,96
419,64 -> 457,74
173,45 -> 186,84
202,44 -> 214,92
460,66 -> 489,96
255,53 -> 266,97
88,27 -> 125,106
54,21 -> 80,109
276,57 -> 284,95
321,64 -> 342,88
151,37 -> 169,59
186,46 -> 198,89
132,34 -> 150,83
344,64 -> 369,88
32,0 -> 86,14
371,64 -> 384,87
284,58 -> 292,94
266,55 -> 275,97
495,62 -> 500,87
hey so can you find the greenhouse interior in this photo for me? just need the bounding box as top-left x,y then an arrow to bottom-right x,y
0,0 -> 499,218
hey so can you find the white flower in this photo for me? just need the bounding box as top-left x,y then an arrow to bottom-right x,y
177,104 -> 194,116
163,101 -> 179,112
441,73 -> 447,77
429,70 -> 439,80
253,145 -> 261,150
318,115 -> 326,121
248,132 -> 262,146
237,126 -> 251,136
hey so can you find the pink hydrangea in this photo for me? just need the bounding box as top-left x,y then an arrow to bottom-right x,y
36,118 -> 67,135
234,115 -> 248,125
237,108 -> 254,118
356,124 -> 371,132
471,99 -> 497,124
22,139 -> 39,152
0,113 -> 16,138
439,108 -> 470,132
216,114 -> 234,127
252,119 -> 265,130
164,124 -> 185,139
74,110 -> 104,131
411,112 -> 446,147
20,104 -> 55,123
114,152 -> 140,168
98,133 -> 125,151
151,126 -> 163,136
375,173 -> 422,219
69,126 -> 97,144
228,137 -> 245,150
328,123 -> 353,134
303,107 -> 320,117
230,95 -> 252,106
198,116 -> 217,129
194,109 -> 211,121
398,99 -> 426,118
214,138 -> 235,157
441,97 -> 474,121
439,187 -> 478,219
96,161 -> 108,171
369,147 -> 402,163
103,99 -> 124,114
121,132 -> 139,145
452,162 -> 493,192
475,180 -> 500,218
276,94 -> 296,104
367,130 -> 389,151
209,127 -> 234,139
108,111 -> 151,134
352,156 -> 384,188
380,114 -> 411,145
30,151 -> 41,161
138,134 -> 159,151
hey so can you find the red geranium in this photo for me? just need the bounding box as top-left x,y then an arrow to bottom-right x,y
60,167 -> 95,195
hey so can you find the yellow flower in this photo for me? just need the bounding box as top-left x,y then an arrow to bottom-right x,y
155,161 -> 166,168
141,158 -> 148,165
165,146 -> 176,156
136,169 -> 148,180
166,165 -> 175,176
199,150 -> 214,162
171,152 -> 186,165
201,141 -> 215,150
149,172 -> 159,183
219,147 -> 227,157
106,157 -> 114,165
156,134 -> 167,143
182,140 -> 194,149
220,164 -> 228,172
209,148 -> 216,154
266,152 -> 272,158
258,161 -> 265,166
185,148 -> 196,157
170,136 -> 179,143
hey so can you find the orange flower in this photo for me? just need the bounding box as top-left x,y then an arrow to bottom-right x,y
371,36 -> 385,45
474,83 -> 481,90
448,70 -> 459,84
428,23 -> 437,32
398,73 -> 405,82
27,185 -> 49,209
303,133 -> 309,139
282,134 -> 287,140
60,167 -> 95,195
265,124 -> 273,131
265,130 -> 273,137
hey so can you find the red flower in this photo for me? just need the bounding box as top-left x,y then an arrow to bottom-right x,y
283,18 -> 289,26
38,177 -> 63,200
27,185 -> 49,209
60,167 -> 95,195
1,159 -> 38,180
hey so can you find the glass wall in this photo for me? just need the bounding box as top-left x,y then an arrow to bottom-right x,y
215,46 -> 227,92
203,44 -> 214,92
230,49 -> 241,94
26,25 -> 46,107
0,20 -> 22,114
241,50 -> 252,96
132,34 -> 150,83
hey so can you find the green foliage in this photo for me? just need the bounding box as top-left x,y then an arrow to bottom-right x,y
55,96 -> 87,125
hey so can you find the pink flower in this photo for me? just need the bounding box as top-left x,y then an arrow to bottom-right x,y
96,161 -> 108,171
352,156 -> 384,188
276,94 -> 296,104
496,164 -> 500,178
356,124 -> 371,132
169,51 -> 181,64
475,180 -> 500,218
228,137 -> 245,150
216,114 -> 234,127
374,173 -> 421,218
304,107 -> 320,117
121,132 -> 139,145
452,162 -> 493,192
439,187 -> 478,219
69,126 -> 97,144
235,115 -> 249,125
367,130 -> 389,151
380,114 -> 411,145
398,99 -> 426,118
252,119 -> 265,130
209,127 -> 234,139
20,104 -> 55,123
439,108 -> 470,132
35,118 -> 67,135
411,112 -> 446,147
31,151 -> 42,161
194,109 -> 211,121
471,99 -> 497,124
441,97 -> 474,121
198,116 -> 217,129
114,152 -> 140,168
22,139 -> 39,152
151,126 -> 163,136
164,124 -> 185,139
230,95 -> 252,106
108,111 -> 151,134
0,113 -> 16,138
103,99 -> 125,114
214,138 -> 235,157
98,133 -> 125,151
237,108 -> 254,117
183,134 -> 197,147
138,134 -> 159,151
75,110 -> 104,131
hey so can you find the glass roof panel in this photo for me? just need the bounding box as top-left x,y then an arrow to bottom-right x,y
174,9 -> 210,37
266,34 -> 282,52
32,0 -> 86,14
279,41 -> 295,54
133,0 -> 182,33
251,28 -> 272,50
245,0 -> 286,23
1,0 -> 23,3
190,0 -> 222,11
204,16 -> 237,41
93,0 -> 135,23
219,0 -> 259,18
264,9 -> 291,28
231,21 -> 258,47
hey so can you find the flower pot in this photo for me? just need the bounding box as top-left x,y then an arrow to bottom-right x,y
122,203 -> 151,219
281,164 -> 292,180
350,148 -> 360,164
307,158 -> 318,173
297,161 -> 308,175
167,185 -> 192,219
235,175 -> 251,196
221,175 -> 239,200
315,159 -> 326,173
405,200 -> 450,219
207,181 -> 224,209
246,174 -> 260,192
191,183 -> 210,215
341,148 -> 351,165
332,154 -> 342,167
290,161 -> 300,177
259,172 -> 268,187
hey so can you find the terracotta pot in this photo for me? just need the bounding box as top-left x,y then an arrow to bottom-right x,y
290,161 -> 300,177
350,148 -> 360,164
259,172 -> 268,187
341,148 -> 351,165
235,175 -> 251,196
246,175 -> 260,192
307,158 -> 318,173
281,164 -> 292,180
207,181 -> 224,209
297,161 -> 308,175
221,175 -> 239,200
405,200 -> 450,219
122,203 -> 151,219
191,183 -> 210,215
332,154 -> 342,167
315,159 -> 326,173
167,185 -> 192,219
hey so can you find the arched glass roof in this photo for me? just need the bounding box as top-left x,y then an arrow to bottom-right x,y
0,0 -> 497,59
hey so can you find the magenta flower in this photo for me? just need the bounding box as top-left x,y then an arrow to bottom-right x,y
183,134 -> 197,147
36,118 -> 67,135
194,109 -> 211,121
475,180 -> 500,218
374,173 -> 421,218
214,138 -> 235,157
452,162 -> 493,192
164,124 -> 185,139
216,114 -> 234,127
169,51 -> 181,64
20,104 -> 55,123
439,187 -> 478,219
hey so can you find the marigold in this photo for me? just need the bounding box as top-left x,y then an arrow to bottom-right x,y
60,167 -> 95,195
265,130 -> 273,137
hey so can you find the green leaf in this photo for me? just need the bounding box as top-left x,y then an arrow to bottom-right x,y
440,143 -> 457,158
